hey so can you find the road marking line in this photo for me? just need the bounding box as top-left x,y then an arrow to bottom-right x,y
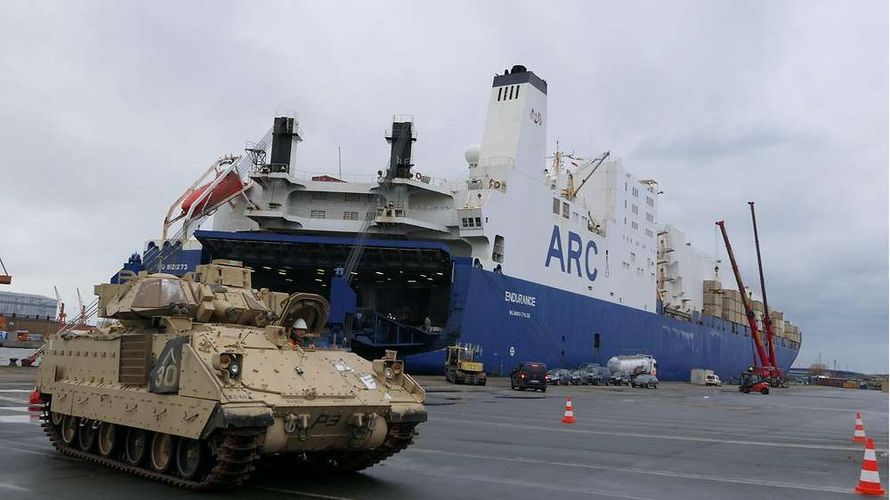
388,462 -> 656,500
0,396 -> 28,404
0,415 -> 37,424
0,482 -> 29,492
0,389 -> 31,393
411,448 -> 854,495
0,443 -> 52,457
250,486 -> 356,499
434,416 -> 885,452
0,406 -> 37,413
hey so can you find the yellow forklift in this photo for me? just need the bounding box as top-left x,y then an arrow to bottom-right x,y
444,346 -> 486,385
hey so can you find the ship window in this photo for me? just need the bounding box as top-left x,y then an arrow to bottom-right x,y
497,88 -> 502,101
594,333 -> 600,349
646,196 -> 654,207
475,217 -> 482,227
509,86 -> 514,100
310,210 -> 325,219
492,235 -> 505,263
515,85 -> 519,98
343,211 -> 359,220
553,198 -> 560,214
632,221 -> 639,230
632,187 -> 639,197
632,204 -> 639,215
562,202 -> 569,218
646,212 -> 654,223
461,218 -> 468,227
625,182 -> 628,192
645,229 -> 654,238
624,200 -> 627,209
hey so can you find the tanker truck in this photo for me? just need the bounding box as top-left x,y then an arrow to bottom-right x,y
607,354 -> 658,380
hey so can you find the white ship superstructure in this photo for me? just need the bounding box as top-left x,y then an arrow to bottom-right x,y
137,64 -> 800,379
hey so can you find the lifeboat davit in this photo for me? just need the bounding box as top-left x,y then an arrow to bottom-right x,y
181,171 -> 245,216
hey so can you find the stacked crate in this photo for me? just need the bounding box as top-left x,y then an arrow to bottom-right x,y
770,310 -> 785,337
751,300 -> 764,331
702,280 -> 722,318
721,289 -> 744,324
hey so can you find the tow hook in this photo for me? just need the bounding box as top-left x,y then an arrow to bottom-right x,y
348,412 -> 377,439
284,413 -> 311,441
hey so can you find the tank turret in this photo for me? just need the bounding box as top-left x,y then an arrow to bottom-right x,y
36,260 -> 426,489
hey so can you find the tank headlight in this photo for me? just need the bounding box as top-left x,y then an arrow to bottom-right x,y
384,366 -> 395,379
215,353 -> 242,379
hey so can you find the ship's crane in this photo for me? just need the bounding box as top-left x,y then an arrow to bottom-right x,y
0,255 -> 11,285
716,220 -> 775,384
53,286 -> 67,327
76,288 -> 86,328
749,202 -> 784,386
562,151 -> 610,200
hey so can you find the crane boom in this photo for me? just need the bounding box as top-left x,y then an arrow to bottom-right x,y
569,151 -> 610,198
716,220 -> 770,371
53,286 -> 67,327
749,202 -> 782,383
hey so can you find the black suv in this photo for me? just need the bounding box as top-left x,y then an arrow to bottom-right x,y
510,362 -> 548,392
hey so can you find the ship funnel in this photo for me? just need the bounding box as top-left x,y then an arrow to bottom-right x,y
384,116 -> 416,180
270,116 -> 302,173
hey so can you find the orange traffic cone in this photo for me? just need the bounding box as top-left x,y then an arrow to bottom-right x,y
854,438 -> 885,496
561,397 -> 575,424
853,412 -> 867,443
28,387 -> 41,405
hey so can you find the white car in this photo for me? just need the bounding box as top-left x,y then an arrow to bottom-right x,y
705,374 -> 722,386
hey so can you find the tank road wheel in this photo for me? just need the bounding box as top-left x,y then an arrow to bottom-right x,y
60,415 -> 78,445
175,438 -> 204,480
149,433 -> 176,472
124,428 -> 149,466
50,411 -> 64,428
96,423 -> 118,458
77,421 -> 98,452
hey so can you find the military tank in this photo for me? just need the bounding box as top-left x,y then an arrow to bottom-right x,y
34,259 -> 427,489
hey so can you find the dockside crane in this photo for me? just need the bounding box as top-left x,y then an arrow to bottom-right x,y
749,202 -> 784,386
716,220 -> 776,387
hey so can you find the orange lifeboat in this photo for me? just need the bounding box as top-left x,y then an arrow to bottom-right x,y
180,171 -> 244,216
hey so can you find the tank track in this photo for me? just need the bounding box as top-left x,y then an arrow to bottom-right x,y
40,403 -> 264,490
307,422 -> 419,472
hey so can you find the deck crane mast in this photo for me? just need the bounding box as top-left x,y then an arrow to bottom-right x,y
0,256 -> 10,285
716,220 -> 774,382
53,286 -> 67,327
749,202 -> 783,386
76,288 -> 86,328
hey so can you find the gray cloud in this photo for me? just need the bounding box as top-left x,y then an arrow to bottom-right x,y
1,0 -> 886,372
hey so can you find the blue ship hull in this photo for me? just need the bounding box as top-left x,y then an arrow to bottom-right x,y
405,262 -> 799,381
119,232 -> 799,382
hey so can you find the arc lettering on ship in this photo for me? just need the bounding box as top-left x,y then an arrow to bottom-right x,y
544,225 -> 598,282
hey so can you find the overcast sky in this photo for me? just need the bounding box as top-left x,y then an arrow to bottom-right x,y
1,1 -> 887,372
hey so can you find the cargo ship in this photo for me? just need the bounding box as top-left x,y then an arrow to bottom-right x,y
120,65 -> 800,380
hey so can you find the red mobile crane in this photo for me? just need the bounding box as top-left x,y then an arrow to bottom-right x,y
749,202 -> 783,386
716,220 -> 775,385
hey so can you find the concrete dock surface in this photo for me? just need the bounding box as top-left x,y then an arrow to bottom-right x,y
0,368 -> 886,499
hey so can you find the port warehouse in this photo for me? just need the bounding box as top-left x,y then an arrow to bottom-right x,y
0,291 -> 59,340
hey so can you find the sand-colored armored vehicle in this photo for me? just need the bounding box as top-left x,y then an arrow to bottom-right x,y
34,260 -> 426,489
